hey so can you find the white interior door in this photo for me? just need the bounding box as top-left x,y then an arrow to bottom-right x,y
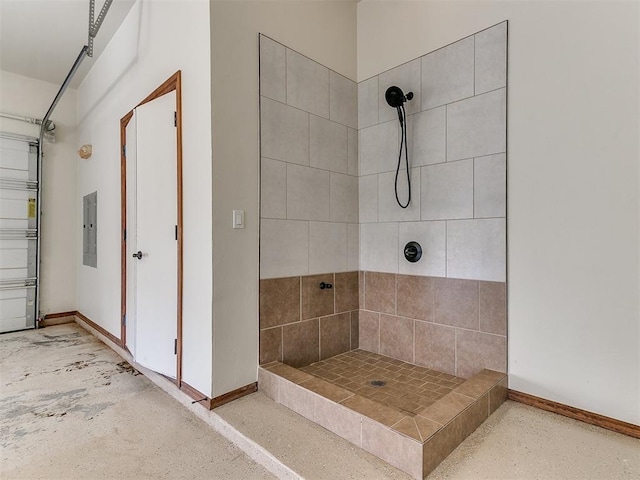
130,91 -> 177,378
125,114 -> 137,354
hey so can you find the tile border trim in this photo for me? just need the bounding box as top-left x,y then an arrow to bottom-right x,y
259,362 -> 507,478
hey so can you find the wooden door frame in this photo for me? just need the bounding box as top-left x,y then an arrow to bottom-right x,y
120,71 -> 183,385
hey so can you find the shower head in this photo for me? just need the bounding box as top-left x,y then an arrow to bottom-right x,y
385,86 -> 414,108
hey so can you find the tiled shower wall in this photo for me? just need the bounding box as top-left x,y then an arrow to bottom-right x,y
259,272 -> 359,367
259,35 -> 359,364
357,22 -> 507,378
358,22 -> 507,280
260,24 -> 508,378
259,35 -> 359,280
359,272 -> 506,378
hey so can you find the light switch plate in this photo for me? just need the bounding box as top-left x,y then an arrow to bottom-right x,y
233,209 -> 245,229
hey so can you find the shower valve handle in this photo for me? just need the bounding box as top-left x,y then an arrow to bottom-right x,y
319,282 -> 333,290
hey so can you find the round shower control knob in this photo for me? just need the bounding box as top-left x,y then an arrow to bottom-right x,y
404,242 -> 422,263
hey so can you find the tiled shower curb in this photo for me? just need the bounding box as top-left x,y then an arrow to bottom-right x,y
259,363 -> 507,479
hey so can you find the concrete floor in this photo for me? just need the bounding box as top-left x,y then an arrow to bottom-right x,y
0,324 -> 273,480
2,324 -> 639,479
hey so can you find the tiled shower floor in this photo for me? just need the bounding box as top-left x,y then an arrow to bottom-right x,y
259,351 -> 508,479
300,350 -> 466,417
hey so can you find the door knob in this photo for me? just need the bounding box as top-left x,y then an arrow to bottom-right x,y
132,251 -> 143,259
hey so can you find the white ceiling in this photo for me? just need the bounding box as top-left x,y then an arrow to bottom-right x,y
0,0 -> 136,88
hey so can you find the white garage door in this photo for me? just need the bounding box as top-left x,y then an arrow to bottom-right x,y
0,134 -> 38,333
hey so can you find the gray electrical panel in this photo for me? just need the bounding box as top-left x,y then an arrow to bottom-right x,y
83,191 -> 97,268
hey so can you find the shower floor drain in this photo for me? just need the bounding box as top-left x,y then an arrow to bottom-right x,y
370,380 -> 386,387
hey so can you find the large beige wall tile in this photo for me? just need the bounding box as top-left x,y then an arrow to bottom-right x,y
434,277 -> 479,329
260,157 -> 287,219
330,173 -> 358,223
358,310 -> 380,353
320,312 -> 351,360
330,71 -> 358,129
358,76 -> 378,129
364,271 -> 396,314
260,219 -> 308,279
302,274 -> 334,319
260,96 -> 309,165
474,22 -> 507,95
397,275 -> 434,321
421,36 -> 474,110
309,222 -> 347,274
310,115 -> 348,173
379,314 -> 413,363
446,88 -> 506,161
283,318 -> 320,367
414,321 -> 456,375
446,218 -> 506,282
421,159 -> 473,220
456,329 -> 506,378
259,36 -> 286,102
286,164 -> 330,221
286,48 -> 330,118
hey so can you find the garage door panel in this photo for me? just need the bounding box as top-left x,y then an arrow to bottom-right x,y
0,147 -> 30,170
0,288 -> 27,301
0,297 -> 27,318
1,134 -> 38,332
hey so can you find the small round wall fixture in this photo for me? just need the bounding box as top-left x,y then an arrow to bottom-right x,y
78,144 -> 92,159
404,241 -> 422,263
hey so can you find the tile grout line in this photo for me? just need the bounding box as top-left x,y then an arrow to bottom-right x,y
445,104 -> 448,162
454,328 -> 458,377
285,155 -> 289,220
472,156 -> 476,219
444,221 -> 448,278
394,271 -> 398,316
318,312 -> 322,362
349,309 -> 352,351
477,281 -> 481,331
327,69 -> 331,124
306,220 -> 310,276
264,96 -> 356,130
412,319 -> 416,364
333,272 -> 336,316
284,46 -> 288,105
377,310 -> 381,354
473,34 -> 477,96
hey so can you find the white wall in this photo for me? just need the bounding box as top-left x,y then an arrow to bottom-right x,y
210,0 -> 357,396
358,0 -> 639,424
0,70 -> 77,316
76,0 -> 213,396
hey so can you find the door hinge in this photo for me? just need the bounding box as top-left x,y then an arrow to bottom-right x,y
122,314 -> 126,326
122,145 -> 126,157
175,225 -> 178,240
123,229 -> 127,241
174,111 -> 177,127
174,338 -> 177,355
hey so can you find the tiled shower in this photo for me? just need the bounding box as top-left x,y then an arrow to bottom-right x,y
258,22 -> 508,479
